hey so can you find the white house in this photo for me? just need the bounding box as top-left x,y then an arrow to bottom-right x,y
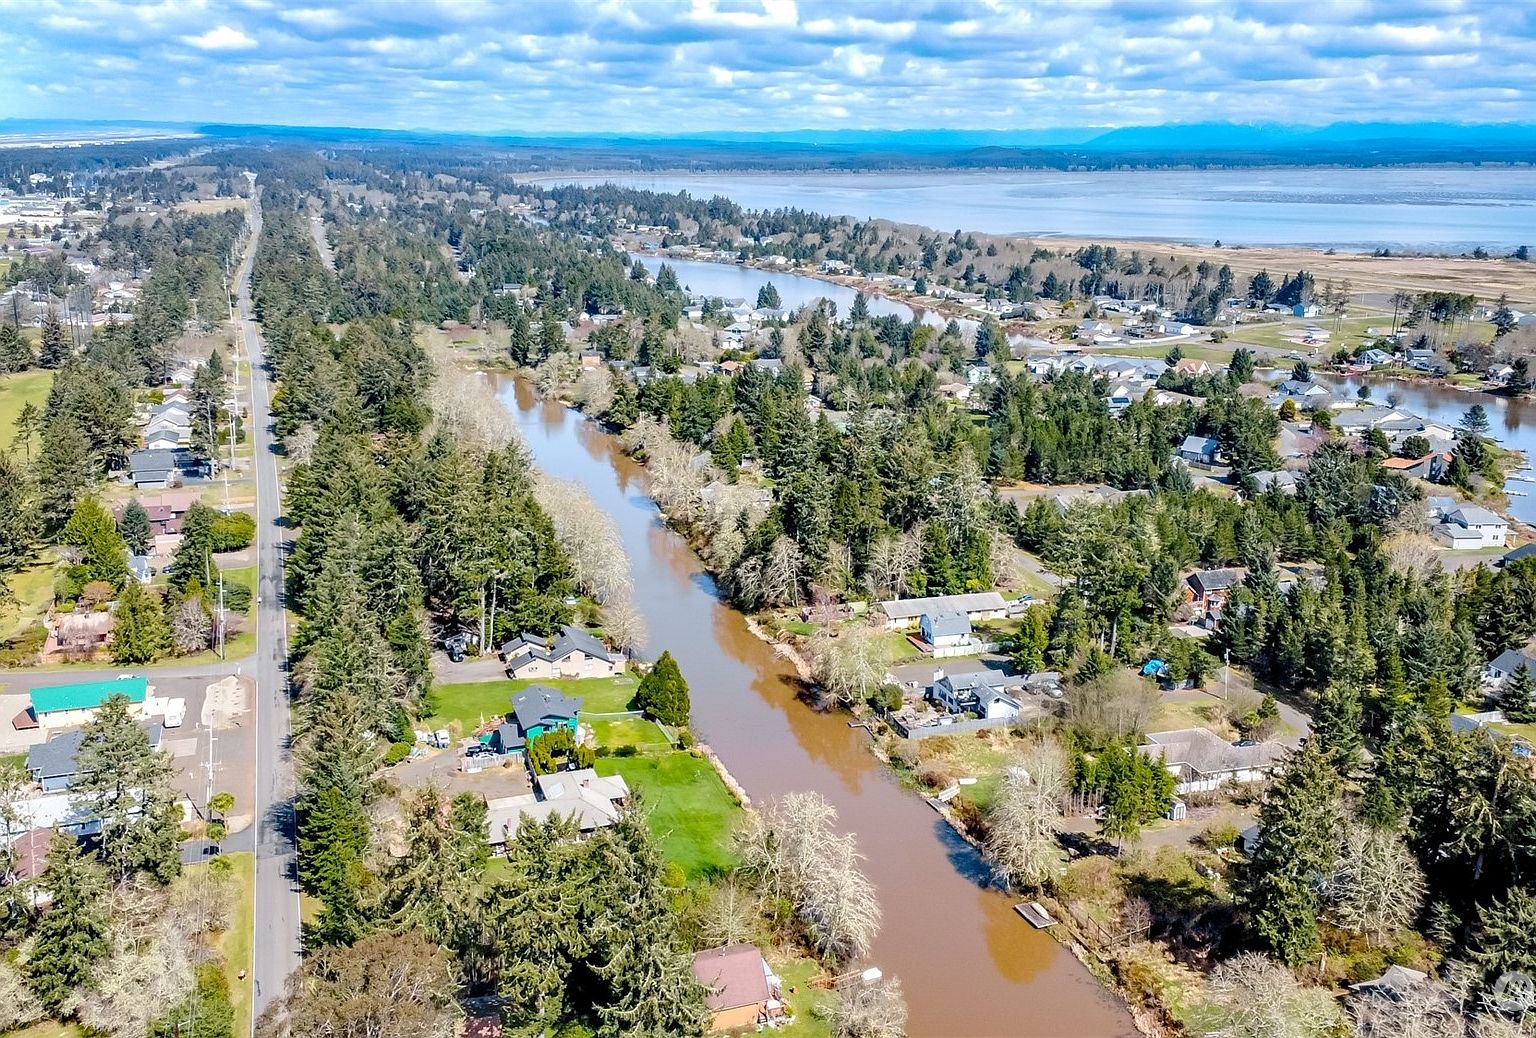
1436,506 -> 1509,549
1483,649 -> 1536,686
484,769 -> 630,851
1139,728 -> 1285,795
928,668 -> 1024,720
877,592 -> 1008,630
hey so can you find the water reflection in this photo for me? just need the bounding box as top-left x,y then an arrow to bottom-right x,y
498,377 -> 1138,1036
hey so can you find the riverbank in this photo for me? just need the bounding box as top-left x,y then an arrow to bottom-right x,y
504,366 -> 1177,1034
491,368 -> 1142,1037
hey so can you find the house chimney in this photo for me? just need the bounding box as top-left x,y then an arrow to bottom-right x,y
933,667 -> 945,682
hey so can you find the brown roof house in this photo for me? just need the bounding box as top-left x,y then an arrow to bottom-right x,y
691,944 -> 784,1033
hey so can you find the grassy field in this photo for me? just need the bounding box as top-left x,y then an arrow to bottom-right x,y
0,369 -> 54,454
1,1023 -> 84,1038
424,673 -> 641,732
589,715 -> 670,751
773,955 -> 837,1037
180,852 -> 256,1036
219,564 -> 257,594
1,556 -> 58,642
595,751 -> 739,880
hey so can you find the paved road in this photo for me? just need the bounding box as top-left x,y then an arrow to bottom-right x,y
237,191 -> 302,1024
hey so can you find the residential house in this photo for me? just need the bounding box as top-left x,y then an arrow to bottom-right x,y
876,592 -> 1008,630
1426,495 -> 1459,521
965,363 -> 994,386
929,668 -> 1026,721
509,686 -> 583,742
1267,379 -> 1331,409
1349,965 -> 1431,1002
1500,543 -> 1536,567
1248,470 -> 1300,496
126,449 -> 180,489
936,381 -> 971,402
483,769 -> 629,851
41,610 -> 114,661
919,611 -> 972,649
1171,357 -> 1210,377
1139,728 -> 1285,794
21,677 -> 148,731
127,554 -> 153,584
1292,303 -> 1321,318
1407,347 -> 1439,370
501,625 -> 626,679
1161,320 -> 1197,337
1380,453 -> 1452,481
692,945 -> 783,1033
749,358 -> 784,375
1176,435 -> 1221,466
1435,506 -> 1509,549
1186,568 -> 1244,619
1483,649 -> 1536,687
27,723 -> 164,791
1357,348 -> 1397,367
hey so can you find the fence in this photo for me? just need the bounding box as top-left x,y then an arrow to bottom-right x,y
888,713 -> 1017,740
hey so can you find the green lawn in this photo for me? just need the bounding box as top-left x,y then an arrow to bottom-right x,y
590,716 -> 670,751
595,751 -> 740,880
773,956 -> 838,1037
180,852 -> 255,1037
423,673 -> 640,733
1102,342 -> 1235,364
882,630 -> 924,661
1,555 -> 58,642
0,369 -> 54,454
219,564 -> 256,594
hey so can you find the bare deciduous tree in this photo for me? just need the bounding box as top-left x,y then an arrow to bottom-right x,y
1384,532 -> 1442,580
737,793 -> 882,963
602,596 -> 648,655
0,957 -> 42,1031
759,536 -> 805,607
1326,824 -> 1426,947
986,736 -> 1067,890
69,921 -> 196,1038
1205,953 -> 1347,1038
571,365 -> 615,416
172,597 -> 212,654
1068,670 -> 1160,743
427,349 -> 518,449
865,532 -> 921,600
835,975 -> 908,1038
700,879 -> 759,948
808,625 -> 893,709
1353,983 -> 1467,1038
285,423 -> 319,464
534,477 -> 633,604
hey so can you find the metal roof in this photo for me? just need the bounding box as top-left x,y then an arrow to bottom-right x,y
30,676 -> 147,716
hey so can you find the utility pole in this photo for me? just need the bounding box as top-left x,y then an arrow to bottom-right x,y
1223,649 -> 1230,702
218,567 -> 227,661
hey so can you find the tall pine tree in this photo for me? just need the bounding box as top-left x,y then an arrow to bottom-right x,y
25,836 -> 110,1011
1240,740 -> 1344,965
110,579 -> 171,664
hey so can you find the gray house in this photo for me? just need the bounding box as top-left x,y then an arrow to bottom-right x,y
126,449 -> 180,489
27,723 -> 164,791
1176,435 -> 1220,466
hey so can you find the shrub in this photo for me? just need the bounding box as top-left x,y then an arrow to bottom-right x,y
614,744 -> 639,757
210,512 -> 256,552
1196,821 -> 1241,851
384,741 -> 412,766
222,583 -> 252,614
0,626 -> 47,666
676,728 -> 695,749
949,797 -> 991,841
914,761 -> 953,790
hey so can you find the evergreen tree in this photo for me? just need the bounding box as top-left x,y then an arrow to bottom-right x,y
110,579 -> 171,664
0,451 -> 37,573
298,785 -> 371,945
151,964 -> 233,1038
72,692 -> 182,881
1312,682 -> 1363,774
537,310 -> 563,361
34,420 -> 90,533
1469,888 -> 1536,997
25,836 -> 110,1012
509,309 -> 533,367
635,649 -> 691,726
1240,741 -> 1344,965
37,312 -> 70,368
62,497 -> 130,588
379,787 -> 487,948
1501,663 -> 1536,723
171,502 -> 218,591
0,324 -> 34,373
119,498 -> 152,556
756,283 -> 781,310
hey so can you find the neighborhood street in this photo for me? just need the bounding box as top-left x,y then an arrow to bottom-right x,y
238,191 -> 302,1025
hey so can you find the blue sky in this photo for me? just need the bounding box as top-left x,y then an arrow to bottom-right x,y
2,1 -> 1532,133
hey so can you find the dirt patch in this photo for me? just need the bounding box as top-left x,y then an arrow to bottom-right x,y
201,675 -> 250,729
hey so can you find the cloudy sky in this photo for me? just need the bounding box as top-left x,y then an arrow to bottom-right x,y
1,0 -> 1532,134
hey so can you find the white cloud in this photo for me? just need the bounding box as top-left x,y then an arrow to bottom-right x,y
180,24 -> 257,50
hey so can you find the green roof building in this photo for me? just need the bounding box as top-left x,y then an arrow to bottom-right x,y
29,677 -> 148,720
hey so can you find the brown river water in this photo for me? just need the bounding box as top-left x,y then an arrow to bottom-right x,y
497,378 -> 1137,1037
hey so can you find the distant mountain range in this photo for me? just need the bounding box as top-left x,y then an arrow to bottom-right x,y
2,118 -> 1533,170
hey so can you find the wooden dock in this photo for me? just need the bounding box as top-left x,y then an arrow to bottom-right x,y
1015,901 -> 1057,928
